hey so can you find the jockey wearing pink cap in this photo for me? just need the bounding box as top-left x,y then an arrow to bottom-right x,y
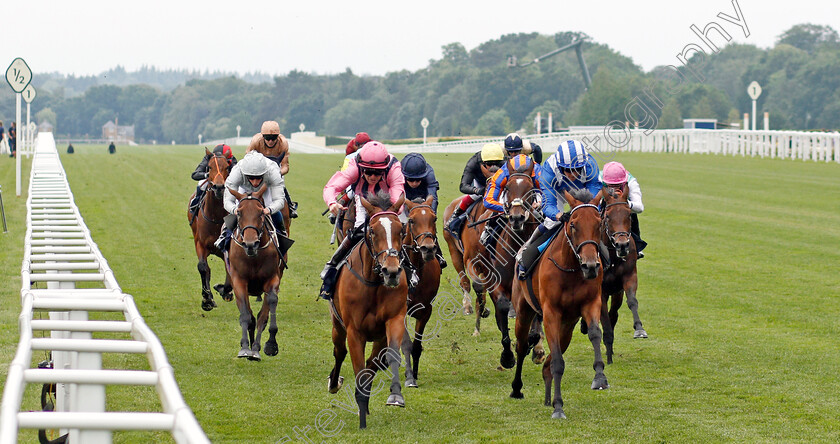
319,141 -> 412,299
600,161 -> 647,257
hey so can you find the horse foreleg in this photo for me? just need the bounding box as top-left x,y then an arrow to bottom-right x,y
411,315 -> 431,383
328,321 -> 347,394
582,300 -> 609,390
233,279 -> 254,359
509,298 -> 535,399
346,329 -> 370,428
401,321 -> 417,388
530,315 -> 546,365
601,294 -> 615,365
197,250 -> 216,311
490,287 -> 514,369
384,317 -> 406,408
624,274 -> 647,338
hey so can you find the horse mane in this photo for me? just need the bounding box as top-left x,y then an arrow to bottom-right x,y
368,191 -> 394,211
569,188 -> 593,203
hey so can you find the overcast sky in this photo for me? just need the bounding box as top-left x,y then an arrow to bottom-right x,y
6,0 -> 840,78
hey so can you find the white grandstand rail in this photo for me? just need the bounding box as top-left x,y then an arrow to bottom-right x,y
388,129 -> 839,163
0,133 -> 209,444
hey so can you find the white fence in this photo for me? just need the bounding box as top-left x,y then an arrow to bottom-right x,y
0,133 -> 208,444
389,128 -> 840,163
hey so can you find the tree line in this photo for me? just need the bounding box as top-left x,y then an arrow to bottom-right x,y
2,24 -> 838,143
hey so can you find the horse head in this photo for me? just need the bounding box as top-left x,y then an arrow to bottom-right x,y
405,195 -> 437,263
602,186 -> 633,259
230,185 -> 268,258
505,164 -> 540,233
361,193 -> 406,288
563,189 -> 603,279
206,148 -> 231,200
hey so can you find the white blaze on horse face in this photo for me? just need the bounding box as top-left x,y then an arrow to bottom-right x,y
380,217 -> 394,250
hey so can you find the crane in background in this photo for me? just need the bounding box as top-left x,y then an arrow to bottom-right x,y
507,38 -> 593,89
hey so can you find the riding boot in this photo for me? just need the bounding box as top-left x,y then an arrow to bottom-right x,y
319,227 -> 363,300
434,240 -> 447,269
214,214 -> 237,252
401,251 -> 420,290
446,207 -> 466,234
285,188 -> 298,218
479,216 -> 501,248
630,213 -> 647,258
516,226 -> 554,280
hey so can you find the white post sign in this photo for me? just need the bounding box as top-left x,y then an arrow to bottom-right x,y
7,57 -> 33,197
236,124 -> 241,139
23,84 -> 36,156
420,117 -> 429,146
748,81 -> 762,131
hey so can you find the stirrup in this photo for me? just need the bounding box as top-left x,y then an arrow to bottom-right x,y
437,254 -> 447,269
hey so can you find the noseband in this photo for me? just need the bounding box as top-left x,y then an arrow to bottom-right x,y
365,211 -> 403,275
504,173 -> 539,223
602,201 -> 632,249
564,204 -> 601,265
233,195 -> 270,251
405,205 -> 437,252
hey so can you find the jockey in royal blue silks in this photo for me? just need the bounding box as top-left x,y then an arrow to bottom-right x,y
515,139 -> 602,279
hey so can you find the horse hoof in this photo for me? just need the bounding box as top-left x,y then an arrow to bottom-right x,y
634,329 -> 648,339
510,391 -> 524,399
200,296 -> 216,311
247,351 -> 262,361
255,295 -> 262,302
500,350 -> 515,369
405,378 -> 418,388
551,409 -> 567,419
385,394 -> 405,407
264,341 -> 278,356
591,376 -> 609,390
472,330 -> 480,337
237,349 -> 251,359
328,376 -> 344,394
463,306 -> 474,315
481,307 -> 491,318
531,350 -> 546,365
507,309 -> 516,319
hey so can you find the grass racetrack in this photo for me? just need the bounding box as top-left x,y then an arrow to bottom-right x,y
2,144 -> 840,443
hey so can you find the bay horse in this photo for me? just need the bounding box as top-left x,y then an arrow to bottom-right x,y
482,165 -> 547,368
509,189 -> 607,420
442,197 -> 493,323
327,192 -> 408,429
226,185 -> 288,360
188,148 -> 233,311
580,186 -> 647,364
400,196 -> 442,388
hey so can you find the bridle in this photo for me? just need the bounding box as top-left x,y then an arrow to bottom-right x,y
563,204 -> 601,265
404,204 -> 437,253
364,211 -> 403,276
503,172 -> 540,224
601,201 -> 632,249
232,195 -> 271,252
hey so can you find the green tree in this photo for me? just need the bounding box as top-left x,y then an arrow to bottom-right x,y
35,107 -> 58,129
778,24 -> 840,54
474,108 -> 511,136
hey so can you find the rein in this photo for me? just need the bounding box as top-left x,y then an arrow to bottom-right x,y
346,210 -> 403,286
503,173 -> 540,226
405,204 -> 437,252
602,201 -> 632,249
549,203 -> 600,273
232,196 -> 272,251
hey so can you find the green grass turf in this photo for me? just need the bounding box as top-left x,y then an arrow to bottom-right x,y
2,145 -> 840,443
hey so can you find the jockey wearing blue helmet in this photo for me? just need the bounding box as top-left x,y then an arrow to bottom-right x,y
400,152 -> 447,268
515,139 -> 602,279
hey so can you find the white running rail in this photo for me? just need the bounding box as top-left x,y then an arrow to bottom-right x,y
388,128 -> 840,163
0,133 -> 209,444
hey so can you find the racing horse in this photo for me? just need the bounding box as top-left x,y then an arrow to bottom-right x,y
510,189 -> 608,420
226,185 -> 289,360
482,164 -> 547,368
580,186 -> 647,364
400,196 -> 442,388
442,197 -> 493,324
327,192 -> 408,429
188,148 -> 232,311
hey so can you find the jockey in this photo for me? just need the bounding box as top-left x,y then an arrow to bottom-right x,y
444,143 -> 506,237
503,133 -> 543,164
248,121 -> 297,218
345,131 -> 372,156
214,151 -> 287,252
599,161 -> 647,258
401,152 -> 447,268
479,154 -> 542,247
330,132 -> 373,218
516,139 -> 601,279
320,141 -> 413,300
188,144 -> 237,219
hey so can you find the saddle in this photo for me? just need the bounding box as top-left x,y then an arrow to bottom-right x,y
447,199 -> 481,244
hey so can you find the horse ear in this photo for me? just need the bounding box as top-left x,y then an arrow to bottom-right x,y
228,187 -> 244,200
405,199 -> 417,210
563,190 -> 580,207
205,147 -> 212,157
423,195 -> 434,207
255,183 -> 268,199
388,193 -> 406,214
360,197 -> 376,215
